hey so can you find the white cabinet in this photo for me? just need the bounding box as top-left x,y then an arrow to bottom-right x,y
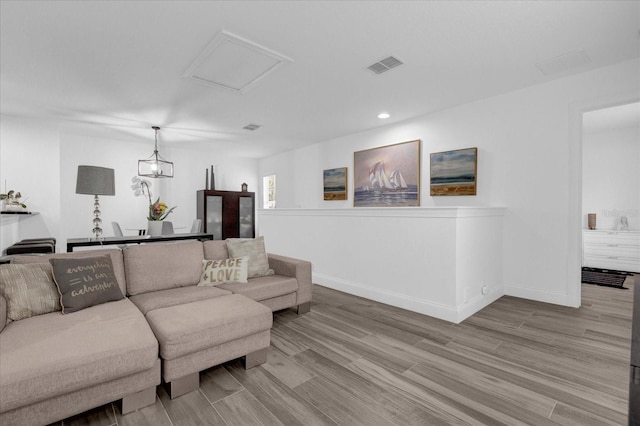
582,230 -> 640,273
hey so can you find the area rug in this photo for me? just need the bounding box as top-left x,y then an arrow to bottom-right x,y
581,267 -> 630,288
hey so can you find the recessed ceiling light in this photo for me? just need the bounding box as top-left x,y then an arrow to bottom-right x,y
378,112 -> 390,119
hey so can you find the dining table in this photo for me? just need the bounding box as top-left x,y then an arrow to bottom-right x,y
66,232 -> 213,252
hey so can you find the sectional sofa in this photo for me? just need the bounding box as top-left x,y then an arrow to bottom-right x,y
0,238 -> 312,426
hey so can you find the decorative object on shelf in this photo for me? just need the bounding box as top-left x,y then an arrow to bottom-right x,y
354,140 -> 420,207
205,168 -> 209,190
138,126 -> 174,178
587,213 -> 596,230
1,189 -> 27,211
76,165 -> 115,240
130,176 -> 176,236
241,182 -> 248,192
619,216 -> 629,231
323,168 -> 347,200
210,165 -> 216,190
430,147 -> 478,196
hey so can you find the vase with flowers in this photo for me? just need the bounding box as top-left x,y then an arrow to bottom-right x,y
1,190 -> 27,212
131,177 -> 176,236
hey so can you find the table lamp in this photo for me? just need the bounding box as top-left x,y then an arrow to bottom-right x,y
76,165 -> 115,240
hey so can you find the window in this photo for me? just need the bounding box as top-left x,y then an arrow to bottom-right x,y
263,175 -> 276,209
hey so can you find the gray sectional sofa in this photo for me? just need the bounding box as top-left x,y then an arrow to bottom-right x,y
0,239 -> 312,426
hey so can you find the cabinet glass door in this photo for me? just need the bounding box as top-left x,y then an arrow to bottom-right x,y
206,195 -> 223,240
239,196 -> 254,238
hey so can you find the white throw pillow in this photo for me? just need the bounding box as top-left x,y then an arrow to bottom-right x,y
198,256 -> 249,286
225,236 -> 274,278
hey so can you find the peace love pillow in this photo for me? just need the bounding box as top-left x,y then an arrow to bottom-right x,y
198,256 -> 249,286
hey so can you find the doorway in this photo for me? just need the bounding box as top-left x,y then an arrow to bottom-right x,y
581,101 -> 640,289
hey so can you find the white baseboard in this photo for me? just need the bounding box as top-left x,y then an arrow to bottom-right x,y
504,285 -> 576,307
456,287 -> 504,323
313,272 -> 501,324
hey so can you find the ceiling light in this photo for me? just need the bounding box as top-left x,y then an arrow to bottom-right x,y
378,112 -> 390,119
138,126 -> 174,178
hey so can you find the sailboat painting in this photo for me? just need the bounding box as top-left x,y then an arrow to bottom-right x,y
354,140 -> 420,207
430,147 -> 477,196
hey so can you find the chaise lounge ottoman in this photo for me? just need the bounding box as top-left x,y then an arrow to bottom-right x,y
144,294 -> 272,398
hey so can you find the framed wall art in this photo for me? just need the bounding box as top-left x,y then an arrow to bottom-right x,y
430,147 -> 477,196
323,167 -> 348,200
354,139 -> 420,207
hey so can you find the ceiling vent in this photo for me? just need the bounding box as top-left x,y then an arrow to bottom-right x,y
184,30 -> 293,93
535,50 -> 592,76
243,123 -> 261,131
367,56 -> 404,75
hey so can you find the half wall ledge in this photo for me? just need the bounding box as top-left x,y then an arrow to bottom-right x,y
258,207 -> 507,323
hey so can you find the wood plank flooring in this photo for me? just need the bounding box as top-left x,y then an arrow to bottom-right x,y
51,279 -> 635,426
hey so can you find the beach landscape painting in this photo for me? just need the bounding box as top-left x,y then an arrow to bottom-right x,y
323,167 -> 348,200
430,147 -> 477,196
354,140 -> 420,207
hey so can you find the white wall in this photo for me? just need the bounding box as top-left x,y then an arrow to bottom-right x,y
1,118 -> 258,253
583,125 -> 640,231
1,116 -> 61,250
258,58 -> 640,310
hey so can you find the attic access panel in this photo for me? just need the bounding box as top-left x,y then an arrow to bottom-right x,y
184,30 -> 293,93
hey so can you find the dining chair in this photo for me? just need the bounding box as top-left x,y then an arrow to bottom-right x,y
161,221 -> 174,235
112,222 -> 124,237
111,222 -> 127,249
190,218 -> 202,233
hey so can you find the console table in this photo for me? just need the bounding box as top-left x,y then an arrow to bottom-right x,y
582,229 -> 640,273
67,232 -> 213,252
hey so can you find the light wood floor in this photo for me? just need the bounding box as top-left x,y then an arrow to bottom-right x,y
52,280 -> 635,426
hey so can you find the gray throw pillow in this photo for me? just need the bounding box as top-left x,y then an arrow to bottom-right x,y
50,255 -> 124,314
0,263 -> 61,321
225,236 -> 274,278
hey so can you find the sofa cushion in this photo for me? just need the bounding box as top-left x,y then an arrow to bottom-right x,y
0,299 -> 158,413
124,241 -> 204,296
10,249 -> 127,296
50,255 -> 124,314
218,274 -> 298,302
0,263 -> 61,321
198,256 -> 249,286
225,236 -> 274,278
145,294 -> 272,360
0,296 -> 6,333
129,286 -> 232,315
203,240 -> 229,260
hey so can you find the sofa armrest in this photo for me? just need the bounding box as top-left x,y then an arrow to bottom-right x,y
267,254 -> 312,306
0,294 -> 7,333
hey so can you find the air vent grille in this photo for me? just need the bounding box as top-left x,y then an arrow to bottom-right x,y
243,123 -> 261,131
367,56 -> 404,74
535,50 -> 592,76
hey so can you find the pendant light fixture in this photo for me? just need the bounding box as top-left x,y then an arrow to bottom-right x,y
138,126 -> 174,178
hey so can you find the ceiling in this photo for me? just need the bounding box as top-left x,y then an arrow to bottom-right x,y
1,1 -> 639,158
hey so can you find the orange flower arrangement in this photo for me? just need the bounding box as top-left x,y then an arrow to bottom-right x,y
148,198 -> 175,221
131,177 -> 176,221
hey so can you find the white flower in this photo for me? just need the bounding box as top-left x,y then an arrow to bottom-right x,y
130,176 -> 152,199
